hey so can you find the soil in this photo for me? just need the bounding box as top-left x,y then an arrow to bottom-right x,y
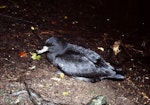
0,1 -> 150,105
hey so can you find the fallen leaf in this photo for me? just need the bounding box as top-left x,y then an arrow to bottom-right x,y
30,52 -> 41,60
97,47 -> 104,51
18,52 -> 27,57
59,73 -> 65,79
113,40 -> 121,55
62,92 -> 69,96
29,65 -> 36,70
141,92 -> 149,99
51,77 -> 61,81
31,26 -> 35,30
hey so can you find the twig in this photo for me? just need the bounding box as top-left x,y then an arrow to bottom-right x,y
0,13 -> 36,25
12,90 -> 27,96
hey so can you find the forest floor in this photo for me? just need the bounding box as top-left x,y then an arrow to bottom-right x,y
0,1 -> 150,105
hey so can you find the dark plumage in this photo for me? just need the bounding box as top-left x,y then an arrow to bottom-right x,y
37,36 -> 125,82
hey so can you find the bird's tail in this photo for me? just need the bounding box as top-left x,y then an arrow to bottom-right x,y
111,74 -> 125,80
108,68 -> 125,80
113,68 -> 125,80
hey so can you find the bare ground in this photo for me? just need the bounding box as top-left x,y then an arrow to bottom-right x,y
0,30 -> 150,105
0,1 -> 150,105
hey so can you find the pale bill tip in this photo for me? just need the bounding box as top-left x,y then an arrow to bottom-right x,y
37,46 -> 49,54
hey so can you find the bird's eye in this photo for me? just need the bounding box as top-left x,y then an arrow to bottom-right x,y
45,43 -> 54,46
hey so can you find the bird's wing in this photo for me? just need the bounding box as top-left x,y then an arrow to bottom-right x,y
68,44 -> 100,62
54,50 -> 102,77
68,44 -> 111,68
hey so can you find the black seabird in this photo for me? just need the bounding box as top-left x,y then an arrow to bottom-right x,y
37,36 -> 125,82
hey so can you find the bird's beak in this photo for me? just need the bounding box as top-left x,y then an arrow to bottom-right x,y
37,46 -> 49,54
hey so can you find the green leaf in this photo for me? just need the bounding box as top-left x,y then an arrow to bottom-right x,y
31,53 -> 41,60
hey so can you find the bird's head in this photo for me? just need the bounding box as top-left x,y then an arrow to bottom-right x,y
37,36 -> 67,54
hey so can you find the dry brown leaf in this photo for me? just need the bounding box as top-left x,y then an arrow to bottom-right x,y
18,52 -> 27,57
113,40 -> 121,55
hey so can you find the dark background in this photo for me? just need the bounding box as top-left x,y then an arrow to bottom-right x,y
0,0 -> 148,33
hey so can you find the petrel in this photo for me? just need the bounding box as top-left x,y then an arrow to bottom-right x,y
37,36 -> 124,82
